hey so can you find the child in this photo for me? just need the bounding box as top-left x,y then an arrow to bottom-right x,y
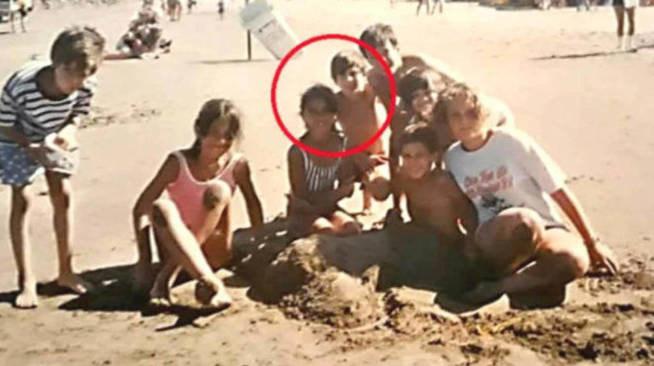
441,83 -> 618,307
132,99 -> 264,307
105,5 -> 171,60
0,26 -> 105,308
167,0 -> 182,21
416,0 -> 432,15
331,50 -> 387,215
358,23 -> 459,112
287,84 -> 361,238
218,0 -> 224,19
613,0 -> 637,50
398,69 -> 514,156
372,123 -> 477,247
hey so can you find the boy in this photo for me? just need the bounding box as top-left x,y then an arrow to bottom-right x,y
358,23 -> 459,112
331,50 -> 387,214
0,26 -> 105,308
371,123 -> 477,247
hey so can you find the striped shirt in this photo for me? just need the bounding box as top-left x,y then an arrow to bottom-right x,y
0,62 -> 97,146
292,135 -> 347,193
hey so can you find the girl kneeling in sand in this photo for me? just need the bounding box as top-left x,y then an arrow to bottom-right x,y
286,84 -> 361,239
132,99 -> 263,308
440,83 -> 618,308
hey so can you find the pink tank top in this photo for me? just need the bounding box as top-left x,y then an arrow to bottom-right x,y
166,150 -> 242,232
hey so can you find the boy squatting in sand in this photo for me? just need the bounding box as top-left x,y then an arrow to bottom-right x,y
286,84 -> 361,238
0,26 -> 105,308
370,123 -> 478,248
330,50 -> 388,215
441,83 -> 618,307
132,99 -> 264,308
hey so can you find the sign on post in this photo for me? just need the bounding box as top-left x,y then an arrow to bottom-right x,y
239,0 -> 300,60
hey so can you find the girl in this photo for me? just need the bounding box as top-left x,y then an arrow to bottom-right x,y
132,99 -> 263,308
286,84 -> 361,239
440,83 -> 618,308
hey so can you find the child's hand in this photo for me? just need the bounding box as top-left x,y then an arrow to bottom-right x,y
384,208 -> 403,228
369,154 -> 389,167
52,125 -> 78,151
587,241 -> 619,276
338,177 -> 356,198
25,143 -> 56,168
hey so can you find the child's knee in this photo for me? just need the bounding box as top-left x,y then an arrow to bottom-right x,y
202,181 -> 231,211
11,187 -> 33,213
367,177 -> 390,201
562,250 -> 590,280
340,221 -> 362,235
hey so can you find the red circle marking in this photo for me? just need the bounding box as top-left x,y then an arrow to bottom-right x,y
270,33 -> 397,158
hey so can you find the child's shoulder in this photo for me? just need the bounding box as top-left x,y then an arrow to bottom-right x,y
3,61 -> 47,92
287,143 -> 304,159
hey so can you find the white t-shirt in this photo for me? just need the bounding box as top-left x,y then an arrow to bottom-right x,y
444,128 -> 566,226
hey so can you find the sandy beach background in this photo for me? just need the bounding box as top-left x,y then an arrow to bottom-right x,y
0,0 -> 653,364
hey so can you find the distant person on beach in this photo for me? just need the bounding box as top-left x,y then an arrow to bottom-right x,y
440,83 -> 619,307
187,0 -> 196,13
433,0 -> 444,14
105,25 -> 172,60
286,84 -> 361,239
5,0 -> 33,33
132,99 -> 264,309
613,0 -> 637,50
577,0 -> 591,11
167,0 -> 182,21
218,0 -> 225,19
0,26 -> 105,308
331,50 -> 387,215
416,0 -> 432,15
104,5 -> 172,60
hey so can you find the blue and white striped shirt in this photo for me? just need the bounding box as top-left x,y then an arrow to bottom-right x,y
0,62 -> 97,145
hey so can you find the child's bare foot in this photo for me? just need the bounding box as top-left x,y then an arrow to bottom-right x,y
195,279 -> 232,309
461,281 -> 503,305
57,273 -> 92,294
15,281 -> 38,309
148,278 -> 171,304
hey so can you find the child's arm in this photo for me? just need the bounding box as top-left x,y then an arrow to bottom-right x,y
132,154 -> 179,264
287,146 -> 321,215
0,90 -> 52,162
54,78 -> 96,150
234,158 -> 264,235
551,187 -> 618,275
288,146 -> 310,200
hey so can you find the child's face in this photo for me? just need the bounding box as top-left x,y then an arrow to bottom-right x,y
302,98 -> 337,141
335,68 -> 367,96
54,62 -> 96,94
368,40 -> 401,71
446,95 -> 485,144
400,142 -> 435,180
411,88 -> 437,121
199,120 -> 234,160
